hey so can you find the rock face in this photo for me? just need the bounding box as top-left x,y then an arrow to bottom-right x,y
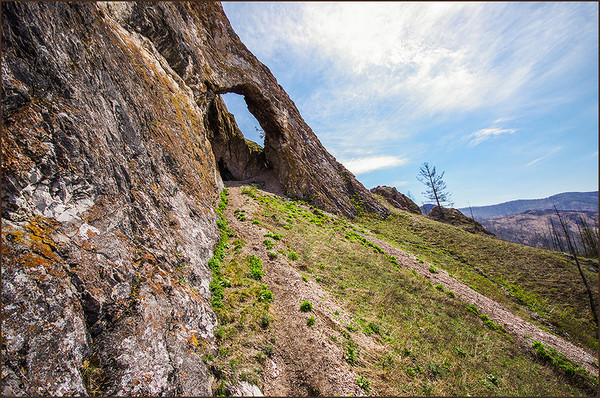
1,2 -> 386,396
428,206 -> 494,235
371,186 -> 421,214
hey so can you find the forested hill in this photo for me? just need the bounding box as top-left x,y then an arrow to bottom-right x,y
460,191 -> 598,220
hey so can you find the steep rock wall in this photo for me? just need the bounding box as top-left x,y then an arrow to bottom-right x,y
2,2 -> 387,395
2,2 -> 222,395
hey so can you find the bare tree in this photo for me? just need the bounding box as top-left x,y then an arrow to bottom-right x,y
553,206 -> 598,326
416,162 -> 453,208
576,215 -> 599,258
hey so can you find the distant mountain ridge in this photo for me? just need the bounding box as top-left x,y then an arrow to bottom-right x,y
459,191 -> 598,220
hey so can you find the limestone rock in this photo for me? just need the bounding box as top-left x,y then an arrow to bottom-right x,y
371,186 -> 421,214
428,206 -> 494,235
2,1 -> 386,395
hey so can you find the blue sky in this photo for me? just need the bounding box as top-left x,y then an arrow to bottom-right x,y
221,2 -> 598,208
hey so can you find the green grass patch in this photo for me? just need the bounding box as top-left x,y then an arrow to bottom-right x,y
248,255 -> 263,280
300,301 -> 313,312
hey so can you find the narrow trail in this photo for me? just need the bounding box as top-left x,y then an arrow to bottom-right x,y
224,185 -> 367,396
363,233 -> 598,375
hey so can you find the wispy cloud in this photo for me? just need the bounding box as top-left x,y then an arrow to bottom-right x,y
224,2 -> 596,118
526,146 -> 562,167
341,156 -> 408,175
466,128 -> 517,147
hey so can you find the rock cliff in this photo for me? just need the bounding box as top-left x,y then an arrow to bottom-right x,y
1,2 -> 386,395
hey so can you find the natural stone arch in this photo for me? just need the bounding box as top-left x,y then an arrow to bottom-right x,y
205,93 -> 269,183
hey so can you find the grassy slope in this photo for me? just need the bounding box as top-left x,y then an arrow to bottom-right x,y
356,200 -> 599,354
209,186 -> 597,396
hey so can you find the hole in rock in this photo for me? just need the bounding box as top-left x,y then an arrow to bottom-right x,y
207,92 -> 278,191
220,93 -> 264,147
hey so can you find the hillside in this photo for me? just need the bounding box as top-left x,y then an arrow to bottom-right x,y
459,191 -> 598,220
208,184 -> 597,396
480,209 -> 598,251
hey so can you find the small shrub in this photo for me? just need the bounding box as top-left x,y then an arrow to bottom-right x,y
356,376 -> 371,393
263,239 -> 275,249
485,319 -> 498,330
307,316 -> 315,326
248,255 -> 263,280
258,289 -> 273,302
302,275 -> 308,282
267,252 -> 277,260
220,279 -> 232,288
265,232 -> 282,240
260,314 -> 272,328
486,373 -> 499,387
429,265 -> 437,273
233,239 -> 244,252
216,219 -> 227,229
288,252 -> 299,260
263,344 -> 274,357
445,290 -> 455,298
345,341 -> 358,364
214,326 -> 225,340
435,283 -> 444,291
315,276 -> 322,283
283,225 -> 291,230
252,220 -> 261,225
300,301 -> 313,312
368,322 -> 381,335
466,304 -> 479,315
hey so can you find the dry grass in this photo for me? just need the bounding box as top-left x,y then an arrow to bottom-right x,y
242,190 -> 596,396
357,210 -> 599,353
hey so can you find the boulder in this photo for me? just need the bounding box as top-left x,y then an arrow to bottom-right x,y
428,206 -> 494,235
371,186 -> 421,214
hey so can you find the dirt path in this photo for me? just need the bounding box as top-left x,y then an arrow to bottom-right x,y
363,233 -> 598,375
224,185 -> 370,396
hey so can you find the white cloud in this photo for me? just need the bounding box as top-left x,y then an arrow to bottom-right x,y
467,128 -> 517,147
224,2 -> 597,118
340,156 -> 408,175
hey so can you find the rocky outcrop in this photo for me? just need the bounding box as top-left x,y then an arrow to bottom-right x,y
428,206 -> 494,235
1,2 -> 386,395
371,186 -> 421,214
